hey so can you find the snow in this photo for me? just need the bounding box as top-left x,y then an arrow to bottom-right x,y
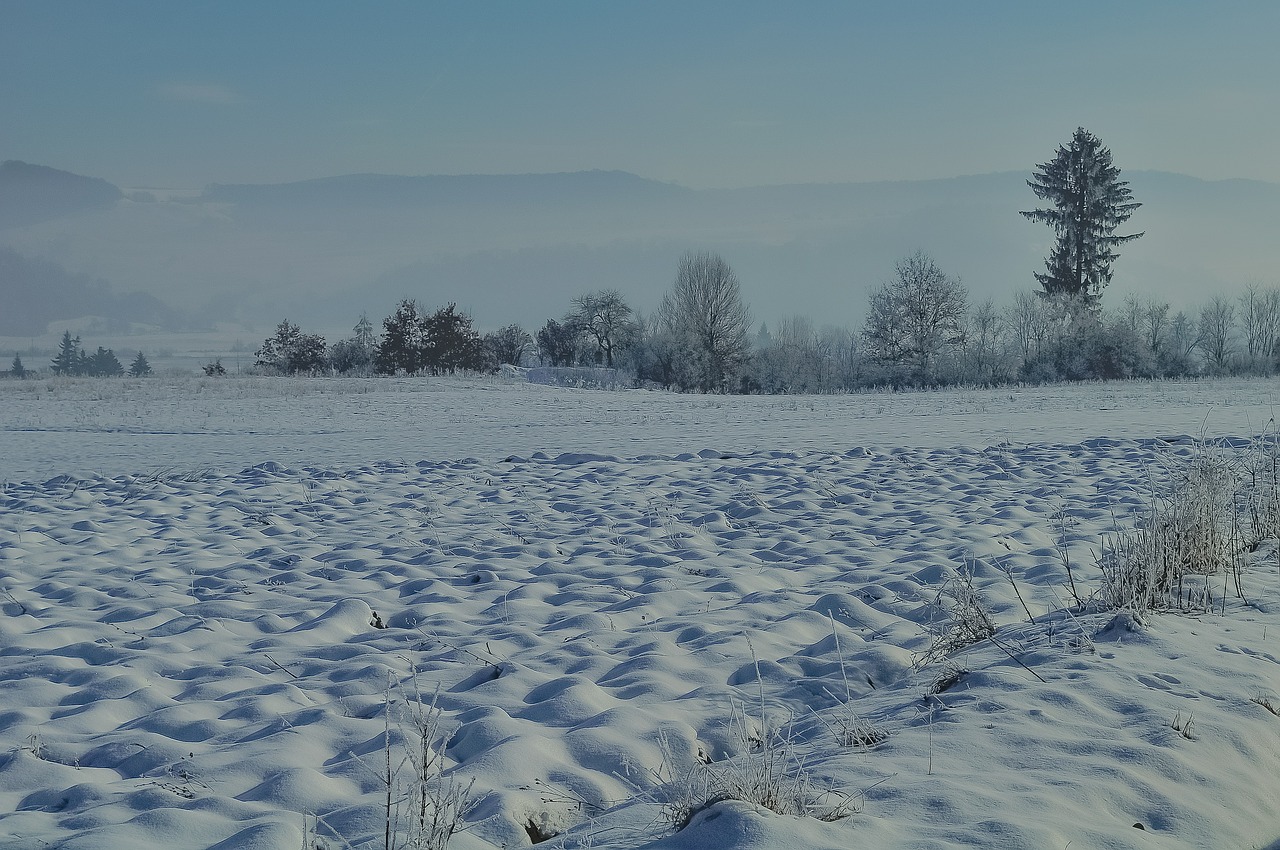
3,376 -> 1280,849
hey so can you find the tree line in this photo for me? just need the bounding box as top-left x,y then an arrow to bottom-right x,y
11,129 -> 1277,390
2,331 -> 152,378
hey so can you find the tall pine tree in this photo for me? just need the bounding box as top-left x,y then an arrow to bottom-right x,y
51,331 -> 81,375
1021,128 -> 1143,307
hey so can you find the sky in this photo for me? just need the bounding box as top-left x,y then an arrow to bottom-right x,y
3,1 -> 1280,190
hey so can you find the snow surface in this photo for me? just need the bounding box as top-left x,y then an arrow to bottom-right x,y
4,376 -> 1280,849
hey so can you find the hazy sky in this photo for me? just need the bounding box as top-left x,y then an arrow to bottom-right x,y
4,1 -> 1279,189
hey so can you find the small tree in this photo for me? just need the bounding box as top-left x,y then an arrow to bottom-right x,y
484,324 -> 532,367
10,353 -> 26,378
863,251 -> 968,384
128,351 -> 152,377
1022,128 -> 1143,308
203,358 -> 227,376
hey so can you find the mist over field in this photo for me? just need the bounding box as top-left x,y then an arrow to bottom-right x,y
3,161 -> 1279,340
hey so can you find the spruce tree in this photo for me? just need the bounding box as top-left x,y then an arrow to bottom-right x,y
90,347 -> 125,377
128,350 -> 152,377
1021,128 -> 1143,306
10,353 -> 25,378
51,331 -> 80,375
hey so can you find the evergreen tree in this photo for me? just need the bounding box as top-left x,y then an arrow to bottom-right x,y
422,303 -> 486,373
90,347 -> 125,377
51,331 -> 80,375
128,350 -> 152,377
376,299 -> 428,374
1021,128 -> 1143,306
10,352 -> 25,378
354,312 -> 377,353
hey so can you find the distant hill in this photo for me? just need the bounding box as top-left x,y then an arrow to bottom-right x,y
0,160 -> 123,229
201,169 -> 690,209
1,164 -> 1277,335
0,248 -> 181,336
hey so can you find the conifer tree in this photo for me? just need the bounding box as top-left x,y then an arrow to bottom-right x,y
129,350 -> 152,377
1021,128 -> 1143,307
10,353 -> 25,378
90,347 -> 125,377
51,331 -> 81,375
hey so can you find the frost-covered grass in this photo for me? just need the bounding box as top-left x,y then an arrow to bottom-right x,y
5,378 -> 1280,849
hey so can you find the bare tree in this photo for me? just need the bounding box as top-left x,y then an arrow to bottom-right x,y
1143,299 -> 1171,358
1239,285 -> 1280,369
484,324 -> 533,367
659,252 -> 752,392
1007,290 -> 1054,369
961,299 -> 1008,385
863,251 -> 968,383
1165,310 -> 1201,376
569,289 -> 635,368
1199,296 -> 1237,374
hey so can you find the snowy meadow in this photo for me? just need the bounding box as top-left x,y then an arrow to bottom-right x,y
5,376 -> 1280,849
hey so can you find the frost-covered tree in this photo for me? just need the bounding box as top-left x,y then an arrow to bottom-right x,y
1022,128 -> 1143,306
256,319 -> 328,374
10,352 -> 26,378
863,251 -> 968,384
128,350 -> 152,377
659,251 -> 752,393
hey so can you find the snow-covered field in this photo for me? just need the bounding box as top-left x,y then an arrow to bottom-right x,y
4,376 -> 1280,849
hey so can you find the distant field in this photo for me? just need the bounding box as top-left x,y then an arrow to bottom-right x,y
3,374 -> 1280,484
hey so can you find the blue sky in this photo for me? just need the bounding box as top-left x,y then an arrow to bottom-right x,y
3,1 -> 1278,189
